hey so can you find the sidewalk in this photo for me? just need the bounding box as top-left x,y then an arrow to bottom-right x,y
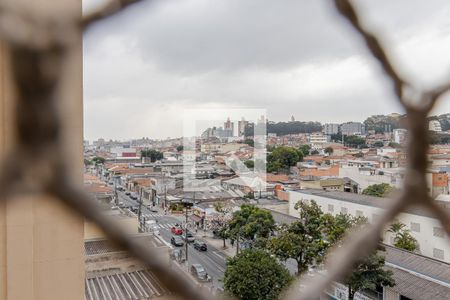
197,231 -> 236,257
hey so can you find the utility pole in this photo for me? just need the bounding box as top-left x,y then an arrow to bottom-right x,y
114,180 -> 119,206
182,198 -> 193,263
138,188 -> 143,232
185,201 -> 189,263
163,172 -> 167,210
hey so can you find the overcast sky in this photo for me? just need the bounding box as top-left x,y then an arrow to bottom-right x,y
83,0 -> 450,141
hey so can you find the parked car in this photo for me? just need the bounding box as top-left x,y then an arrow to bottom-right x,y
130,193 -> 138,200
125,191 -> 131,196
193,240 -> 207,251
170,249 -> 185,262
182,232 -> 195,243
171,236 -> 184,247
171,225 -> 183,235
190,264 -> 211,281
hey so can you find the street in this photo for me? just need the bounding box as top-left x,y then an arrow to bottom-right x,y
115,189 -> 228,290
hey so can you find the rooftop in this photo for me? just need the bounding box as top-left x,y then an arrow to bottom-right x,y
85,270 -> 169,300
290,189 -> 450,218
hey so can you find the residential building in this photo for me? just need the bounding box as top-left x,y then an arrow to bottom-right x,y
308,132 -> 330,149
393,128 -> 408,144
426,171 -> 449,198
224,117 -> 235,136
288,189 -> 450,263
341,122 -> 366,135
299,164 -> 339,177
429,120 -> 443,132
323,123 -> 340,135
238,117 -> 249,137
299,176 -> 345,191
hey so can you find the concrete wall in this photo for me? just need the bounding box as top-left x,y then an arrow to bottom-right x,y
0,1 -> 84,299
289,191 -> 450,263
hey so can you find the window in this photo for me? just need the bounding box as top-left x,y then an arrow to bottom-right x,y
328,204 -> 334,212
356,210 -> 363,217
433,227 -> 445,238
410,222 -> 420,232
433,248 -> 445,260
341,207 -> 348,214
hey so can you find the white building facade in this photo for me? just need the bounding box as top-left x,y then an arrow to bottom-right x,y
288,189 -> 450,263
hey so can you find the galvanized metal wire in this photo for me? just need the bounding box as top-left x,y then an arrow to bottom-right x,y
0,0 -> 449,299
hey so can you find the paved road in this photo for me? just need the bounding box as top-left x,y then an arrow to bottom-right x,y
115,189 -> 227,289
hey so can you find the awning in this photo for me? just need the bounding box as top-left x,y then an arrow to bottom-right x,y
190,215 -> 203,223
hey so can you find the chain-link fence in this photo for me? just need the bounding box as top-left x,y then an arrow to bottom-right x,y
0,0 -> 449,299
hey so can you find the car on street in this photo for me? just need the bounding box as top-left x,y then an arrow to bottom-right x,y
171,236 -> 184,247
125,191 -> 131,196
149,206 -> 158,213
130,193 -> 138,200
190,264 -> 210,281
171,225 -> 183,235
193,240 -> 207,251
170,249 -> 185,262
182,232 -> 195,243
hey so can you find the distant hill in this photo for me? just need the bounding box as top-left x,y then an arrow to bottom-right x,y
363,114 -> 406,133
429,113 -> 450,131
245,121 -> 322,136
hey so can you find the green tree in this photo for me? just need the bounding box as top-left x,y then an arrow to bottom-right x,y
141,149 -> 163,162
372,141 -> 384,148
267,146 -> 303,173
310,149 -> 319,155
84,158 -> 93,166
324,146 -> 334,155
353,152 -> 364,158
268,222 -> 325,274
228,205 -> 275,252
224,249 -> 292,300
298,144 -> 311,157
269,201 -> 326,274
244,160 -> 254,169
362,183 -> 393,197
345,252 -> 395,300
388,142 -> 402,148
320,213 -> 367,245
210,203 -> 231,248
244,139 -> 254,147
344,135 -> 366,148
388,222 -> 418,252
92,156 -> 105,165
176,145 -> 183,152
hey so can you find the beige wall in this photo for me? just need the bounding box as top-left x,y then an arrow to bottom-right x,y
84,216 -> 139,240
0,1 -> 84,299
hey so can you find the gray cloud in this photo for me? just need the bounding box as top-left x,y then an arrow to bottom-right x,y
83,0 -> 450,140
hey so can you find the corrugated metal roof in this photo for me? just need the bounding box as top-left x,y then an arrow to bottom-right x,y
85,270 -> 168,300
387,266 -> 450,300
290,189 -> 450,218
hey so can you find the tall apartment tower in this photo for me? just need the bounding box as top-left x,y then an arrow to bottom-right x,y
0,1 -> 84,299
238,117 -> 249,137
224,117 -> 235,137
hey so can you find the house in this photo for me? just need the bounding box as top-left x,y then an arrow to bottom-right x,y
299,176 -> 344,191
